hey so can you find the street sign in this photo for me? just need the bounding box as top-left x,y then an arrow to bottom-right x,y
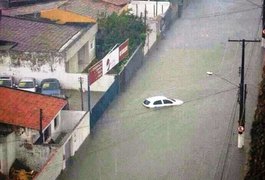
238,126 -> 244,134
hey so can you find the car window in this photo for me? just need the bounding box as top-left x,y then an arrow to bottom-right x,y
18,82 -> 34,88
0,80 -> 11,87
163,99 -> 173,104
153,100 -> 162,105
143,100 -> 150,105
42,82 -> 59,90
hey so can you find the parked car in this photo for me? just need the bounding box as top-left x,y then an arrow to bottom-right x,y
143,96 -> 184,108
0,76 -> 15,88
40,78 -> 62,97
17,77 -> 38,92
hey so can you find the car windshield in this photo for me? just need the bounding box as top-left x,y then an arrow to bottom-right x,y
143,100 -> 150,105
170,99 -> 176,102
18,81 -> 34,88
42,82 -> 59,90
0,80 -> 11,87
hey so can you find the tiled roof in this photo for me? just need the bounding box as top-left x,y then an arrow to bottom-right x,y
59,0 -> 123,19
0,16 -> 83,52
2,1 -> 66,16
0,87 -> 67,130
102,0 -> 130,6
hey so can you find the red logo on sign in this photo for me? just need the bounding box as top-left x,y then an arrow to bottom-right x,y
119,39 -> 129,61
89,61 -> 103,85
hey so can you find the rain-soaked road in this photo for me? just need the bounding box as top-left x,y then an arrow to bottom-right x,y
58,0 -> 262,179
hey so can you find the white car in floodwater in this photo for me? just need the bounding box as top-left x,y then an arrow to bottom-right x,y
143,96 -> 184,108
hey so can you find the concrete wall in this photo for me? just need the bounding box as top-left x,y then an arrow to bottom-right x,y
70,112 -> 90,155
65,24 -> 97,71
35,111 -> 89,180
16,143 -> 51,171
90,74 -> 115,92
34,148 -> 63,180
47,113 -> 62,141
0,51 -> 89,90
0,132 -> 16,175
128,1 -> 170,19
144,19 -> 158,55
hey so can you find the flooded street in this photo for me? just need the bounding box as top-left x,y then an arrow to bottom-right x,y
58,1 -> 262,179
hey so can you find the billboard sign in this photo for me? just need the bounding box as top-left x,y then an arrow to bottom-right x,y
102,47 -> 119,75
89,39 -> 129,85
89,61 -> 103,85
119,39 -> 129,61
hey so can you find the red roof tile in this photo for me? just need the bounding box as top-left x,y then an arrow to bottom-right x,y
0,87 -> 67,130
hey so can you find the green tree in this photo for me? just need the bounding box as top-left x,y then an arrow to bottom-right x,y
96,11 -> 148,59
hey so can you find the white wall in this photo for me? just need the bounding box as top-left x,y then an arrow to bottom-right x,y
50,113 -> 62,141
0,132 -> 16,175
128,1 -> 170,18
90,74 -> 115,92
66,24 -> 98,64
70,112 -> 90,155
61,111 -> 89,155
144,19 -> 158,55
34,148 -> 63,180
0,63 -> 89,90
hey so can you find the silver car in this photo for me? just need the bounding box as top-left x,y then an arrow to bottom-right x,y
17,77 -> 38,92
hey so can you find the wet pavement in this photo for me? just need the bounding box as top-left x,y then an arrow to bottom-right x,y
58,0 -> 263,179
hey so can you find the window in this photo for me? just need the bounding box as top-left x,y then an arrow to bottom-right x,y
153,100 -> 162,105
44,125 -> 51,142
163,100 -> 173,104
54,116 -> 59,129
90,39 -> 95,50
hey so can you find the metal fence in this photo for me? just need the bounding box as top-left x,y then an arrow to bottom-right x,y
90,77 -> 119,128
90,44 -> 144,128
118,44 -> 144,92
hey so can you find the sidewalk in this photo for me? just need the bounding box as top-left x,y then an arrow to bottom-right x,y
217,41 -> 263,180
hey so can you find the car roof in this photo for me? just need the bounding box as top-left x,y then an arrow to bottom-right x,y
41,78 -> 60,84
0,76 -> 13,80
145,96 -> 168,102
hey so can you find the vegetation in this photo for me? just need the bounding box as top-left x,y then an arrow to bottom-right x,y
96,11 -> 148,60
245,67 -> 265,179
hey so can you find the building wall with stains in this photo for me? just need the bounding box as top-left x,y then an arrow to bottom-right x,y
0,50 -> 88,90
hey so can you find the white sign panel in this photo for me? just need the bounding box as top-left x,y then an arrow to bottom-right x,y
102,47 -> 119,75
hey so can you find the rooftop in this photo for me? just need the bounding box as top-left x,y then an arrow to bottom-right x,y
59,0 -> 128,19
2,1 -> 66,16
0,15 -> 87,52
0,87 -> 67,130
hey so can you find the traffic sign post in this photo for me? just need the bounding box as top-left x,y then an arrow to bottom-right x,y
238,126 -> 245,148
228,39 -> 260,149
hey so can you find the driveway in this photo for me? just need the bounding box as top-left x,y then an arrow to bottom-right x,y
58,0 -> 262,179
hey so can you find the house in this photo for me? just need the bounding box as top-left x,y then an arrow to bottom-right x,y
0,87 -> 90,179
0,9 -> 97,90
59,0 -> 130,19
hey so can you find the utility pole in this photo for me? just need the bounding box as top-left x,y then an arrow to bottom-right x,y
39,109 -> 43,144
228,39 -> 260,148
262,0 -> 265,46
